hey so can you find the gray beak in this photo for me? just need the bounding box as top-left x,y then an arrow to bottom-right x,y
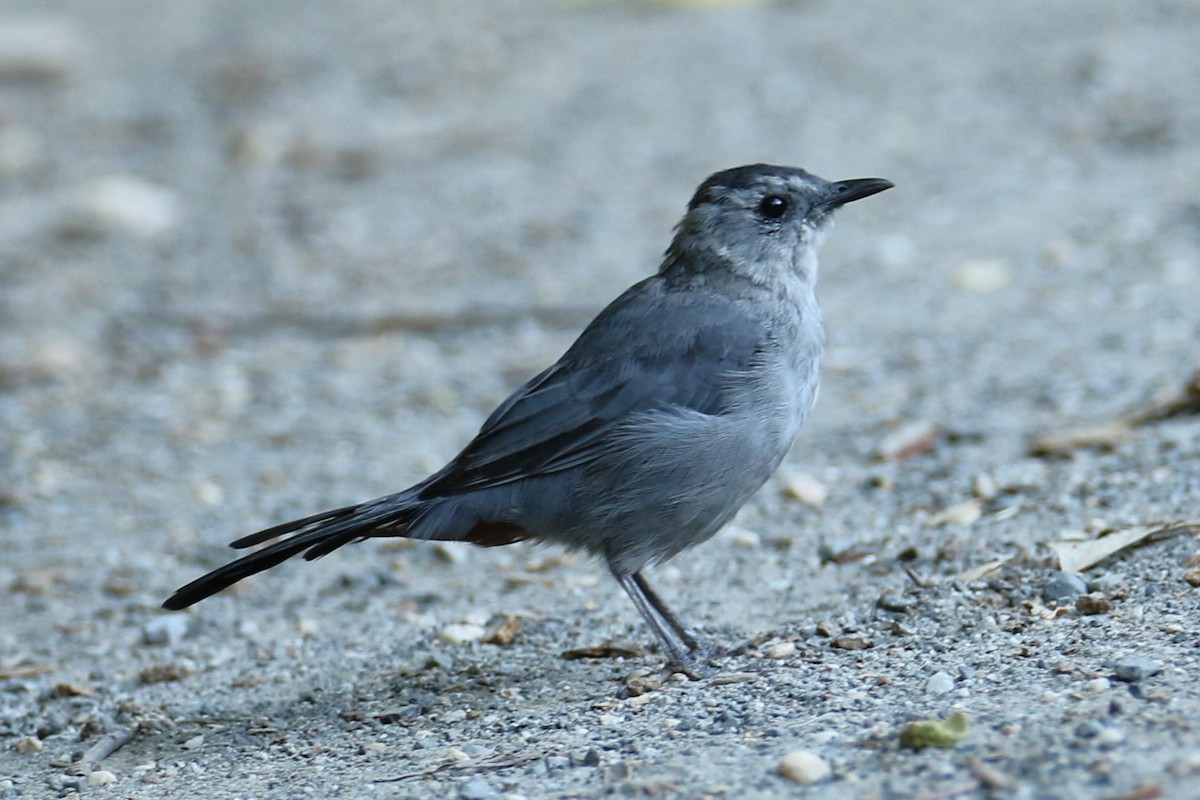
818,177 -> 894,210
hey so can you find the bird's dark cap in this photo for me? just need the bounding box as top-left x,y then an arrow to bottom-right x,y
687,164 -> 820,211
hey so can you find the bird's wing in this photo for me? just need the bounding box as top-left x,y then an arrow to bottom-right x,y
417,277 -> 769,497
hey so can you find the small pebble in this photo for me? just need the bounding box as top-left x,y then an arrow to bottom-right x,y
721,526 -> 761,548
971,473 -> 997,500
832,636 -> 871,651
66,175 -> 181,239
783,471 -> 828,506
483,617 -> 520,646
951,259 -> 1013,293
142,616 -> 189,646
1075,593 -> 1113,615
1087,573 -> 1126,594
87,771 -> 116,788
762,641 -> 796,660
439,623 -> 486,645
14,735 -> 42,753
778,750 -> 831,785
624,669 -> 663,697
1112,657 -> 1160,683
1042,572 -> 1088,603
876,420 -> 939,461
925,671 -> 955,695
603,761 -> 634,782
877,593 -> 917,612
816,619 -> 841,638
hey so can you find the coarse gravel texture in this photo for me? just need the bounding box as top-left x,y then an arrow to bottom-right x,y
2,1 -> 1200,799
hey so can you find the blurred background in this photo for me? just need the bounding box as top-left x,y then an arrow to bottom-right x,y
1,1 -> 1198,796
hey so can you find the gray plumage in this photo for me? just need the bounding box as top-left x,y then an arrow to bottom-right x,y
164,164 -> 892,675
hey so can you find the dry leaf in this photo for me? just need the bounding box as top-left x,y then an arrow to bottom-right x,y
930,500 -> 983,527
1126,369 -> 1200,425
1030,420 -> 1131,457
1031,369 -> 1200,458
562,643 -> 644,661
956,558 -> 1007,582
1048,522 -> 1199,573
876,420 -> 940,461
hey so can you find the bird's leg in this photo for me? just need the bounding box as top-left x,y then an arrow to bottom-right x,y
612,569 -> 719,678
630,572 -> 701,650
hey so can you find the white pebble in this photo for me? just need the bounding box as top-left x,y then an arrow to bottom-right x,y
778,750 -> 831,785
952,259 -> 1012,293
439,623 -> 486,645
930,501 -> 982,527
142,615 -> 189,646
876,419 -> 938,461
925,671 -> 955,695
14,735 -> 42,753
69,175 -> 181,239
971,472 -> 997,499
783,471 -> 828,506
720,525 -> 761,548
762,641 -> 797,660
87,770 -> 117,788
194,479 -> 224,507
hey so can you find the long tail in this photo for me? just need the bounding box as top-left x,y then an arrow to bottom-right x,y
162,499 -> 419,610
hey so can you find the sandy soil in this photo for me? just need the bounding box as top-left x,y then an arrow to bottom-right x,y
2,1 -> 1199,798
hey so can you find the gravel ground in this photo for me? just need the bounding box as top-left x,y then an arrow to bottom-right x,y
2,1 -> 1200,798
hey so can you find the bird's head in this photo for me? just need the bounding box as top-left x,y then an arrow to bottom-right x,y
665,163 -> 892,287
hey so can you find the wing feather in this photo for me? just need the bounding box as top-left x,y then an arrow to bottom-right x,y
418,277 -> 769,498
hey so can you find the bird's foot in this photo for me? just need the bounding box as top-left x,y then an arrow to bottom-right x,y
664,638 -> 724,680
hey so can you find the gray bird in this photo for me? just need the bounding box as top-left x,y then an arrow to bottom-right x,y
164,164 -> 891,675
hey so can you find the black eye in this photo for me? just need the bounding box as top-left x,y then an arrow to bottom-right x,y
758,194 -> 788,220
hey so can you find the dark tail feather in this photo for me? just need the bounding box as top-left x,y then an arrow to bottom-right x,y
162,500 -> 418,610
